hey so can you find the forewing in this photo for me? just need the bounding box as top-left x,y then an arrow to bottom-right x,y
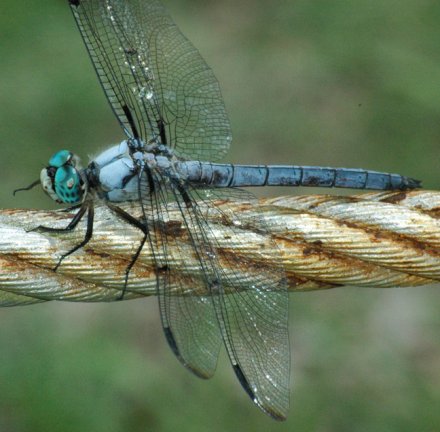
68,0 -> 231,161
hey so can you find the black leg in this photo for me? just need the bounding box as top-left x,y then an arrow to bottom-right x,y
30,203 -> 88,234
30,202 -> 93,271
107,203 -> 149,300
53,202 -> 95,271
60,203 -> 83,213
120,235 -> 147,300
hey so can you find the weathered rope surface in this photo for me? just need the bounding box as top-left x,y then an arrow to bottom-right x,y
0,190 -> 439,306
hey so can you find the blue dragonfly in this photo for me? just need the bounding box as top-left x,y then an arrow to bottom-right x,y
17,0 -> 420,420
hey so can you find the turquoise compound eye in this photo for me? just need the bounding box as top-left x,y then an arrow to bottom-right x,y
54,165 -> 84,204
49,150 -> 73,168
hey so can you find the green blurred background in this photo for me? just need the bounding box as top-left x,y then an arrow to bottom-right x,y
1,0 -> 439,431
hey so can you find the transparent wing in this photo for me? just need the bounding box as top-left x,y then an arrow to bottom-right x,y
136,168 -> 222,378
68,0 -> 232,161
189,187 -> 290,420
138,169 -> 290,419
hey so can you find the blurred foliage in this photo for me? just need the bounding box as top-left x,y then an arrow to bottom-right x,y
0,0 -> 439,431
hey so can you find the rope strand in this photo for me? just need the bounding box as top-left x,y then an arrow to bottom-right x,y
1,190 -> 438,306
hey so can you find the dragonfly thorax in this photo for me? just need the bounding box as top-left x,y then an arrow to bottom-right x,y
85,140 -> 180,203
40,150 -> 86,205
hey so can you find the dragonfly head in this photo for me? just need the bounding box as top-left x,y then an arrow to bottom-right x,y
40,150 -> 86,205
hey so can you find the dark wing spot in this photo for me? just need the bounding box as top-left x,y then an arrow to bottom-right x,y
157,119 -> 167,145
163,327 -> 180,358
233,364 -> 255,401
122,105 -> 140,140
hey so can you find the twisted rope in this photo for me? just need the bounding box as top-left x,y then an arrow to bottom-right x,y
1,190 -> 439,306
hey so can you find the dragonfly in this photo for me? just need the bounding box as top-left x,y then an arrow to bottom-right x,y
16,0 -> 420,420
